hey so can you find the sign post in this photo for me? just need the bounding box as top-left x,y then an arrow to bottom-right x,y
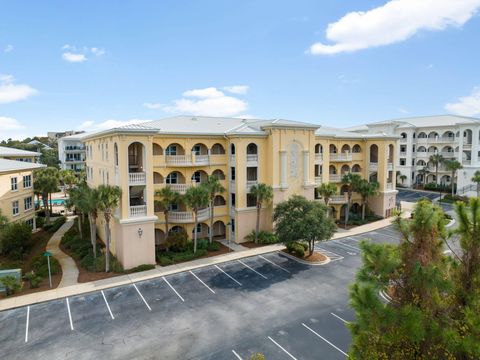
43,251 -> 52,288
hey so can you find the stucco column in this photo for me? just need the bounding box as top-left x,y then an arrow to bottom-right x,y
303,150 -> 309,185
457,129 -> 464,163
472,127 -> 479,166
280,150 -> 287,189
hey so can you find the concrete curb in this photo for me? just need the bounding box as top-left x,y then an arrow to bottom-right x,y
279,251 -> 331,266
0,216 -> 399,312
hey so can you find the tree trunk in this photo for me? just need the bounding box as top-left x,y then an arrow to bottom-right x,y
77,214 -> 83,239
105,221 -> 110,272
193,212 -> 198,254
452,171 -> 455,196
209,201 -> 214,244
309,240 -> 314,256
89,215 -> 97,259
435,167 -> 438,185
255,203 -> 261,244
361,200 -> 366,221
43,193 -> 50,225
345,193 -> 351,229
477,183 -> 479,198
164,211 -> 169,237
49,193 -> 53,214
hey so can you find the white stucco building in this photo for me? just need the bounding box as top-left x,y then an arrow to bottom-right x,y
347,115 -> 480,191
57,133 -> 88,174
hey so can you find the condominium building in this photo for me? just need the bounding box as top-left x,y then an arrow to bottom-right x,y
47,130 -> 84,142
83,116 -> 397,268
347,115 -> 480,189
58,133 -> 88,174
0,158 -> 45,229
0,146 -> 41,163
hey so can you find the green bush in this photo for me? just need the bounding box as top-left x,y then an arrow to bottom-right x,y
197,239 -> 209,250
158,256 -> 174,266
0,222 -> 33,259
207,241 -> 221,251
128,264 -> 155,273
36,216 -> 45,228
44,216 -> 66,233
0,275 -> 23,295
93,255 -> 124,273
424,182 -> 456,193
165,230 -> 189,251
156,248 -> 208,266
24,271 -> 42,288
244,230 -> 280,244
30,254 -> 60,278
286,242 -> 305,258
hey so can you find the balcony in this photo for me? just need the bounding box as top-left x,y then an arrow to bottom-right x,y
330,153 -> 352,162
129,205 -> 147,218
387,163 -> 393,171
330,194 -> 348,204
229,154 -> 236,164
315,176 -> 322,185
369,162 -> 378,171
314,153 -> 323,164
329,174 -> 341,183
229,180 -> 236,192
246,154 -> 258,164
246,180 -> 258,191
155,182 -> 196,194
169,207 -> 210,223
399,151 -> 407,157
441,151 -> 455,158
417,137 -> 455,144
129,172 -> 146,185
164,154 -> 227,167
386,183 -> 394,191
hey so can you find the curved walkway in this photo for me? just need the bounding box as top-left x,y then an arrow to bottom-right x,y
45,216 -> 79,288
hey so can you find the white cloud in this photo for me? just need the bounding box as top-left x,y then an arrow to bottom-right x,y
0,74 -> 38,104
90,47 -> 106,56
62,52 -> 87,63
77,119 -> 151,131
0,116 -> 28,141
143,102 -> 164,109
223,85 -> 249,95
445,87 -> 480,117
398,107 -> 410,114
4,44 -> 13,53
162,86 -> 248,117
308,0 -> 480,55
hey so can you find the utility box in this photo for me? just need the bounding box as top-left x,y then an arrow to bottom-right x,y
0,269 -> 22,293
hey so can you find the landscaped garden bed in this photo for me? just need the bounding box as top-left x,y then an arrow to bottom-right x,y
242,230 -> 282,248
282,241 -> 328,264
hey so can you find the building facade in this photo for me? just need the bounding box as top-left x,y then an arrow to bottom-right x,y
347,115 -> 480,190
83,116 -> 397,269
0,146 -> 41,163
58,133 -> 88,174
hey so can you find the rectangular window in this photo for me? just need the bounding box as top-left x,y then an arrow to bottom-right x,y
25,218 -> 34,228
106,143 -> 108,160
192,145 -> 201,155
230,193 -> 236,206
166,145 -> 177,156
11,177 -> 18,191
230,167 -> 235,180
246,194 -> 256,207
246,167 -> 258,181
23,175 -> 32,188
12,200 -> 19,215
24,196 -> 33,211
400,159 -> 406,166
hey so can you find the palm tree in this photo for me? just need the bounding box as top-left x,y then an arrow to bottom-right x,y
83,186 -> 101,259
59,169 -> 78,197
98,185 -> 122,272
204,176 -> 225,244
184,185 -> 210,253
399,174 -> 407,185
341,173 -> 362,228
33,167 -> 60,225
445,159 -> 463,196
429,154 -> 444,185
155,186 -> 180,238
249,183 -> 273,243
317,183 -> 337,214
471,170 -> 480,197
67,185 -> 86,239
418,166 -> 430,186
357,179 -> 379,220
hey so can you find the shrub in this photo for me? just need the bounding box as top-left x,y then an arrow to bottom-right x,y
286,242 -> 305,258
197,239 -> 209,250
36,216 -> 45,229
250,354 -> 266,360
158,256 -> 173,266
44,216 -> 66,233
0,222 -> 33,259
244,230 -> 280,244
128,264 -> 155,273
30,254 -> 60,278
207,241 -> 221,251
24,271 -> 42,288
165,230 -> 189,252
94,255 -> 123,273
0,275 -> 23,295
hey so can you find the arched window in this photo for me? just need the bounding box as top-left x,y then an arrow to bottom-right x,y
352,164 -> 361,173
315,144 -> 323,154
212,169 -> 225,180
211,143 -> 225,154
329,165 -> 337,174
153,172 -> 163,184
341,144 -> 350,153
400,132 -> 407,139
153,143 -> 163,156
370,144 -> 378,162
247,143 -> 258,154
352,144 -> 361,153
213,195 -> 226,206
230,143 -> 235,155
341,165 -> 350,174
418,132 -> 427,138
114,143 -> 118,166
329,144 -> 337,154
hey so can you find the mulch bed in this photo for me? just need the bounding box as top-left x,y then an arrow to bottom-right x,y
157,241 -> 232,267
241,241 -> 270,249
282,250 -> 328,263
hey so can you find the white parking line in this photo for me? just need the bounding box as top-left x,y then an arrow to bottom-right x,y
259,255 -> 290,273
302,323 -> 349,357
101,290 -> 115,319
24,306 -> 30,343
189,271 -> 216,294
215,265 -> 242,286
163,276 -> 185,302
237,260 -> 268,279
268,336 -> 298,360
66,298 -> 74,331
133,283 -> 152,311
331,240 -> 360,252
330,312 -> 349,324
232,349 -> 242,359
316,248 -> 344,262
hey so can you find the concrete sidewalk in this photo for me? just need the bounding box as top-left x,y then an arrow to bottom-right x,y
0,214 -> 402,311
46,216 -> 79,288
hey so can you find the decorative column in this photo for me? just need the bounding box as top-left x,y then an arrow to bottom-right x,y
280,150 -> 287,189
303,150 -> 309,186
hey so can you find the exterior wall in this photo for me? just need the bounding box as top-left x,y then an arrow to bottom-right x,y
58,138 -> 86,173
0,170 -> 37,228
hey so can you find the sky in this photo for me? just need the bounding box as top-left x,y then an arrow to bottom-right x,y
1,0 -> 480,140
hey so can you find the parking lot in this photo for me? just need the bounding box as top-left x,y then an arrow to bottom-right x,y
0,226 -> 403,360
396,188 -> 439,204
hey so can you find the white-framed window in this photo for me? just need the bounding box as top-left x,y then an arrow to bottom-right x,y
166,145 -> 177,156
25,218 -> 34,228
24,196 -> 33,211
169,203 -> 178,211
11,177 -> 18,191
106,143 -> 108,161
192,145 -> 201,155
166,172 -> 178,184
12,200 -> 19,216
23,174 -> 32,188
191,171 -> 201,183
102,143 -> 105,161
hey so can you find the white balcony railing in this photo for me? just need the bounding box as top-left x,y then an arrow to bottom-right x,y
315,176 -> 322,185
129,205 -> 147,217
169,207 -> 210,223
386,183 -> 394,190
329,153 -> 352,162
246,180 -> 258,191
165,154 -> 226,166
246,154 -> 258,163
369,162 -> 378,171
399,152 -> 407,157
387,163 -> 393,171
315,153 -> 323,164
129,172 -> 146,185
229,154 -> 236,164
329,194 -> 348,204
329,174 -> 341,183
441,151 -> 455,158
229,207 -> 236,218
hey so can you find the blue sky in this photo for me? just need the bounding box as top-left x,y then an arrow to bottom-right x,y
1,0 -> 480,140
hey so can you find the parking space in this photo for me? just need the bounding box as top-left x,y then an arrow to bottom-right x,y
0,226 -> 404,360
397,188 -> 439,204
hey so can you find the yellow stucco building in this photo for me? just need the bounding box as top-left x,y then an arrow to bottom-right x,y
83,116 -> 398,269
0,147 -> 45,229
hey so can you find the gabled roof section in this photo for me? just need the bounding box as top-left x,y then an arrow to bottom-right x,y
0,158 -> 46,173
368,115 -> 480,128
0,146 -> 41,157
